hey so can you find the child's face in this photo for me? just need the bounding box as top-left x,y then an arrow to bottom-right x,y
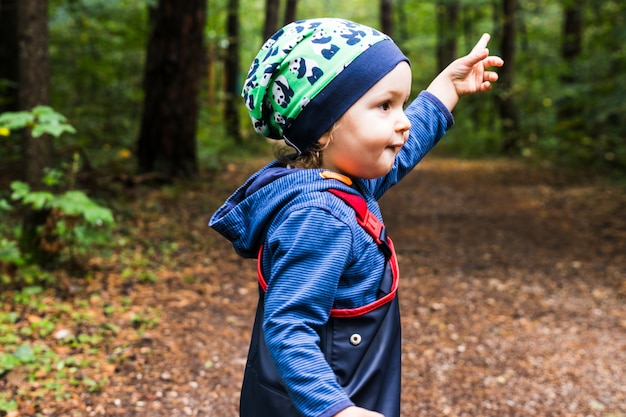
318,62 -> 412,179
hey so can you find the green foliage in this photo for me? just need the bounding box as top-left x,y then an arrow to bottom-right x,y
0,105 -> 77,138
49,0 -> 150,165
497,0 -> 625,173
0,239 -> 23,267
0,392 -> 17,413
10,181 -> 113,226
1,199 -> 113,284
0,107 -> 115,285
3,0 -> 624,184
6,179 -> 115,270
576,0 -> 626,171
0,285 -> 161,409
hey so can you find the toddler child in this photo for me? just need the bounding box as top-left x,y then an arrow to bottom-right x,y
210,17 -> 503,417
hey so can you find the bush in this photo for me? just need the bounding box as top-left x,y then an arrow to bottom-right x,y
0,107 -> 115,286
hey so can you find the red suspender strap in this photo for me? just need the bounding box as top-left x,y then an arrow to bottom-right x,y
327,189 -> 388,249
256,188 -> 399,318
257,250 -> 268,292
326,188 -> 399,318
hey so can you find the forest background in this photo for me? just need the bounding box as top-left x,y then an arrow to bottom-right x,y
0,0 -> 625,415
2,0 -> 626,178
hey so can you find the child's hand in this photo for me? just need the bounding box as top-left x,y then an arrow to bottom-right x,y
449,33 -> 504,96
334,406 -> 384,417
426,33 -> 504,111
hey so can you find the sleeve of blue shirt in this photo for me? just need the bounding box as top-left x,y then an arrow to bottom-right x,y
263,207 -> 356,417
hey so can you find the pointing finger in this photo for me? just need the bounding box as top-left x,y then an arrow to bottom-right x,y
472,33 -> 491,54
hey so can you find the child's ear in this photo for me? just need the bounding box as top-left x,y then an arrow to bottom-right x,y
318,131 -> 331,147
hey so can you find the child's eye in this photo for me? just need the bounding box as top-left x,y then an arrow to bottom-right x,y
378,101 -> 391,111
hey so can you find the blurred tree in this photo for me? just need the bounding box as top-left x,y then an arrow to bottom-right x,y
381,0 -> 394,36
1,0 -> 621,173
18,0 -> 54,186
436,0 -> 459,72
284,0 -> 297,24
555,0 -> 584,153
17,0 -> 57,264
494,0 -> 521,154
263,0 -> 297,40
560,1 -> 583,78
0,0 -> 19,113
224,0 -> 241,142
579,0 -> 626,169
137,0 -> 206,177
263,0 -> 280,41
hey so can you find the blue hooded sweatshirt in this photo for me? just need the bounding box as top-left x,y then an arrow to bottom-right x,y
209,91 -> 453,417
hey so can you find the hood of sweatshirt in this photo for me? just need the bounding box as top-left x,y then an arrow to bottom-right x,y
209,161 -> 356,258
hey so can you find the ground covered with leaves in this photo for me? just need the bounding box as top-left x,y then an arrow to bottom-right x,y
1,157 -> 625,417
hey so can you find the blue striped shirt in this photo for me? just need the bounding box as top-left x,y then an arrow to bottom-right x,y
210,91 -> 453,417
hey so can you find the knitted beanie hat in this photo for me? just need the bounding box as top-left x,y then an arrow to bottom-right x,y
242,18 -> 409,154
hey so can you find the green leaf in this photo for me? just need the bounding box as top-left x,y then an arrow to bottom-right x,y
0,352 -> 19,375
22,286 -> 43,296
83,205 -> 115,225
42,168 -> 63,187
1,106 -> 76,138
0,111 -> 34,130
0,239 -> 24,265
31,105 -> 56,115
38,113 -> 70,126
50,190 -> 91,215
0,198 -> 13,211
52,191 -> 114,225
10,181 -> 30,200
32,123 -> 77,138
32,105 -> 66,121
0,396 -> 18,413
22,191 -> 55,210
13,344 -> 36,364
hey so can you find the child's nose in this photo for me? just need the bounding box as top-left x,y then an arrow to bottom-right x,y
397,111 -> 411,134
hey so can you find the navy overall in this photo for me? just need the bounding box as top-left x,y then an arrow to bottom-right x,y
240,189 -> 402,417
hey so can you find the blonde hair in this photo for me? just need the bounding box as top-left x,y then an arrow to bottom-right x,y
275,124 -> 337,169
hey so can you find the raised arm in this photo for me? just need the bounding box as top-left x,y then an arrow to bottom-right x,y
426,33 -> 504,112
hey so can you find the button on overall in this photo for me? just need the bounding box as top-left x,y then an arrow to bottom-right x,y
350,333 -> 362,346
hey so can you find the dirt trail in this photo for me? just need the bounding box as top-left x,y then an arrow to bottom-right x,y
40,157 -> 626,416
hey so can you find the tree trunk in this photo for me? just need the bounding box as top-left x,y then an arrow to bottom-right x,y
137,0 -> 206,177
556,0 -> 584,133
18,0 -> 54,184
0,0 -> 19,113
436,0 -> 460,72
380,0 -> 393,37
284,0 -> 297,24
223,0 -> 241,142
263,0 -> 280,41
495,0 -> 521,154
17,0 -> 56,265
561,0 -> 583,75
